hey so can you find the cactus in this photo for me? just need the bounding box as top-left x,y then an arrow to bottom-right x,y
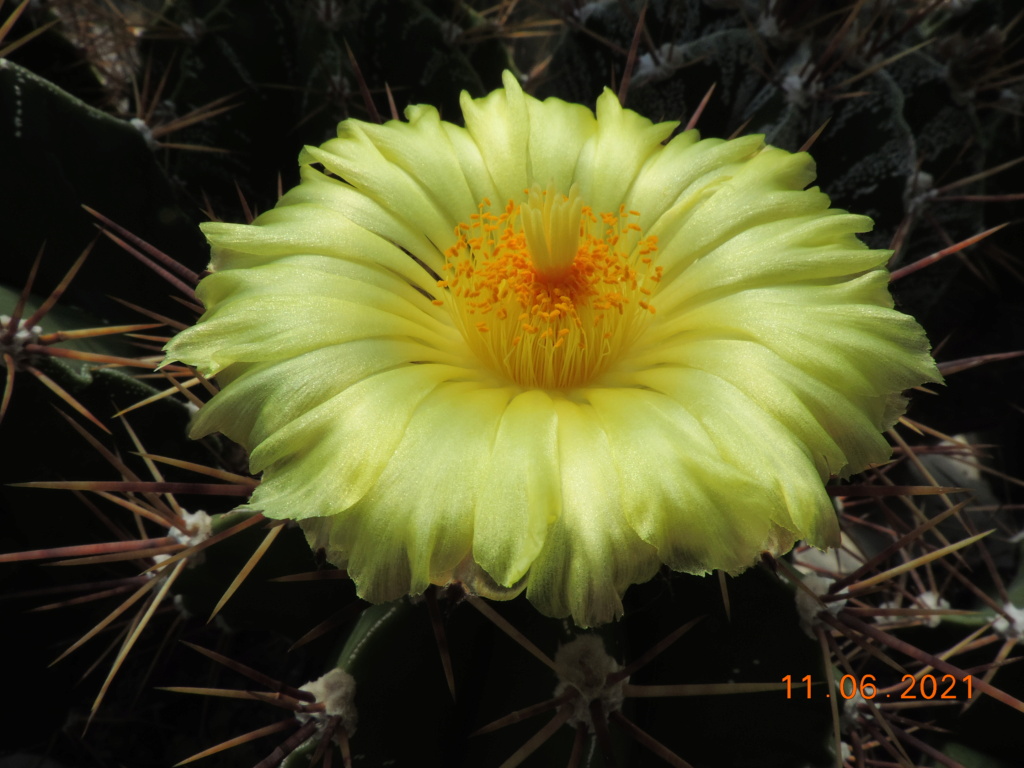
2,1 -> 1024,767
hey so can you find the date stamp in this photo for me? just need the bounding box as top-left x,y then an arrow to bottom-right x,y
783,673 -> 973,700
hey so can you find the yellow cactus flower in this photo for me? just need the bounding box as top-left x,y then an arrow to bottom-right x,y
165,72 -> 940,627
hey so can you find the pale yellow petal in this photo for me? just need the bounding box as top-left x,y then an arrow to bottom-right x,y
439,117 -> 497,208
585,386 -> 798,573
574,88 -> 678,214
523,93 -> 596,192
626,132 -> 762,228
301,121 -> 456,254
651,212 -> 889,317
676,339 -> 889,474
524,398 -> 661,626
167,286 -> 452,378
310,381 -> 517,601
472,389 -> 560,587
676,278 -> 928,390
651,146 -> 828,274
353,104 -> 481,225
291,162 -> 448,273
201,196 -> 441,296
189,339 -> 465,450
623,365 -> 841,547
204,256 -> 445,329
246,364 -> 461,518
459,70 -> 531,200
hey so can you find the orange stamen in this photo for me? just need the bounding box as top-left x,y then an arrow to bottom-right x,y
437,189 -> 660,388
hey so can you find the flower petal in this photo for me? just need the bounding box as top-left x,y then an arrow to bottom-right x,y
301,125 -> 456,260
620,365 -> 840,548
673,339 -> 893,475
200,256 -> 448,329
166,262 -> 457,376
574,88 -> 678,214
189,339 -> 464,450
302,380 -> 517,601
523,93 -> 597,193
651,146 -> 828,274
245,363 -> 461,517
459,70 -> 533,199
472,389 -> 561,587
652,211 -> 890,317
289,161 -> 445,273
201,188 -> 441,296
524,398 -> 661,626
626,131 -> 762,228
585,386 -> 797,573
638,273 -> 938,399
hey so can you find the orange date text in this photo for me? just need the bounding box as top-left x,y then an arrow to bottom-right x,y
782,673 -> 973,700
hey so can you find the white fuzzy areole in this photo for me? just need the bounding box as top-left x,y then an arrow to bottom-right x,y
553,635 -> 626,729
299,667 -> 358,736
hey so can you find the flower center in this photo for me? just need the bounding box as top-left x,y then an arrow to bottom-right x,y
436,185 -> 661,389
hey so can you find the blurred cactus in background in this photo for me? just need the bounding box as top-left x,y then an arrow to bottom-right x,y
2,1 -> 1023,767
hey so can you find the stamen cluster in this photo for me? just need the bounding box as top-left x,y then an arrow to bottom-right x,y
437,192 -> 661,388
